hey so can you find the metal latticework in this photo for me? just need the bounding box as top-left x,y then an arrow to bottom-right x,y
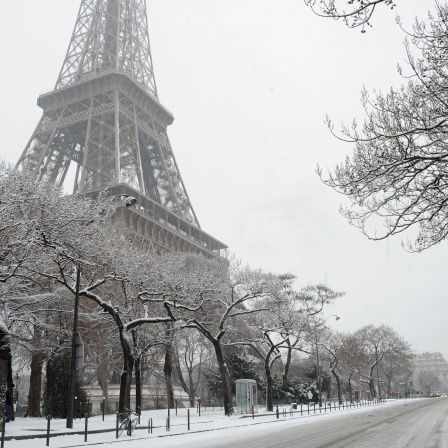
16,0 -> 199,227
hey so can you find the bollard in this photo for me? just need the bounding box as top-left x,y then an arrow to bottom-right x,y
102,397 -> 105,421
116,413 -> 119,439
0,415 -> 5,448
199,401 -> 201,417
188,409 -> 190,431
252,405 -> 254,419
138,406 -> 140,424
166,417 -> 170,431
301,404 -> 303,416
276,405 -> 279,419
84,413 -> 88,442
74,396 -> 77,420
175,399 -> 178,416
213,402 -> 214,412
148,418 -> 153,434
46,415 -> 51,447
307,403 -> 309,415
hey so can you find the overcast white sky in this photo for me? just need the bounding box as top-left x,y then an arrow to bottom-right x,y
1,1 -> 446,359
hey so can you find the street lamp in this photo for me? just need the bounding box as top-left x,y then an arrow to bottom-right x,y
66,193 -> 135,428
315,315 -> 340,408
66,268 -> 80,428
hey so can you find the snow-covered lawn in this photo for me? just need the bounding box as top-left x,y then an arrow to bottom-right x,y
4,399 -> 414,447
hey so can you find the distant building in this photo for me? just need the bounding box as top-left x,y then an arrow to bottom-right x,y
412,352 -> 448,386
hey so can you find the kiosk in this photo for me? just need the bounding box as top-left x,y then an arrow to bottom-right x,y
235,379 -> 258,414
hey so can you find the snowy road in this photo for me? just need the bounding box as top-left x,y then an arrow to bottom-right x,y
206,398 -> 448,448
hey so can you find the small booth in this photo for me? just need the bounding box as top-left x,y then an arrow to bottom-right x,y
235,379 -> 258,414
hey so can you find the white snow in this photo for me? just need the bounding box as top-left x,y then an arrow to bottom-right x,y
4,399 -> 413,448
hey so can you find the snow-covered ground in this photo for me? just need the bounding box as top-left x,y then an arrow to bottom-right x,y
4,399 -> 414,447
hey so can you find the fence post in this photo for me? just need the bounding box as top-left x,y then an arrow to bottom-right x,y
166,417 -> 170,431
102,397 -> 105,421
252,405 -> 254,419
46,415 -> 51,447
116,413 -> 119,439
188,409 -> 190,431
138,406 -> 140,424
148,418 -> 153,434
276,405 -> 279,419
84,413 -> 88,442
175,399 -> 178,416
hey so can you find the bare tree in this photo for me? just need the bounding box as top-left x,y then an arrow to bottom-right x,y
319,4 -> 448,251
304,0 -> 398,31
141,256 -> 280,415
174,329 -> 207,407
336,333 -> 370,402
355,324 -> 412,398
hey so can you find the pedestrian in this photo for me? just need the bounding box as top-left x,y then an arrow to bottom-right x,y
5,383 -> 14,423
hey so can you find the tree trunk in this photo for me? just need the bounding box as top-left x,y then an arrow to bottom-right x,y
164,325 -> 175,409
282,345 -> 292,389
26,352 -> 44,417
173,346 -> 193,406
331,370 -> 342,404
212,341 -> 233,415
101,381 -> 109,414
118,331 -> 134,419
98,358 -> 110,414
132,330 -> 142,414
45,356 -> 53,416
369,378 -> 376,398
265,352 -> 274,412
135,356 -> 142,413
0,325 -> 10,424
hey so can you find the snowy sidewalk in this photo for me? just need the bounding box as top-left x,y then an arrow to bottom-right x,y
3,399 -> 408,447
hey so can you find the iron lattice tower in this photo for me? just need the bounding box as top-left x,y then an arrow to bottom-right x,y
17,0 -> 226,256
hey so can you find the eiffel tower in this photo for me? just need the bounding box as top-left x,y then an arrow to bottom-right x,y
16,0 -> 226,257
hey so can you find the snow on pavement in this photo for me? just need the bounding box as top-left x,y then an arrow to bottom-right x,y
4,399 -> 412,448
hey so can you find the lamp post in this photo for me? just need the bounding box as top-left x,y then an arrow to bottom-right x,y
314,315 -> 340,408
66,268 -> 80,428
66,194 -> 136,428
